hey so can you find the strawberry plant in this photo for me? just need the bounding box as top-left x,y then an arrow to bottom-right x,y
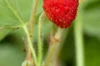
0,0 -> 100,66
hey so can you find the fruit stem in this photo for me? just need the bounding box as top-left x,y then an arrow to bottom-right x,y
38,12 -> 45,66
52,29 -> 69,66
43,28 -> 64,66
74,5 -> 84,66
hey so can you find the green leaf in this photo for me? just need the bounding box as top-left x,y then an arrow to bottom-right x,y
0,28 -> 12,41
0,0 -> 44,41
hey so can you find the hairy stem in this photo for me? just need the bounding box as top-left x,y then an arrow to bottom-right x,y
23,25 -> 38,66
25,0 -> 39,65
52,29 -> 69,66
43,28 -> 64,66
38,12 -> 45,66
27,0 -> 39,64
29,0 -> 39,41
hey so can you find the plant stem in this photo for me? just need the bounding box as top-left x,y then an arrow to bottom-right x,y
43,28 -> 64,66
23,25 -> 38,66
52,29 -> 69,66
37,12 -> 45,66
27,0 -> 39,63
29,0 -> 39,41
0,23 -> 28,30
74,7 -> 84,66
25,0 -> 39,65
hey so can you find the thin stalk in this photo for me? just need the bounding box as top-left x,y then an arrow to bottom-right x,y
23,25 -> 38,66
27,0 -> 39,62
26,0 -> 39,65
43,28 -> 64,66
0,23 -> 28,29
38,12 -> 45,66
74,7 -> 84,66
29,0 -> 39,41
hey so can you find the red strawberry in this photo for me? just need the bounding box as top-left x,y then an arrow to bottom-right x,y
43,0 -> 79,28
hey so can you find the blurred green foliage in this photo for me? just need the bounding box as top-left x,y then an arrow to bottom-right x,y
0,0 -> 100,66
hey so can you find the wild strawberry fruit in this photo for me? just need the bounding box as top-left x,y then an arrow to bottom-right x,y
43,0 -> 79,28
